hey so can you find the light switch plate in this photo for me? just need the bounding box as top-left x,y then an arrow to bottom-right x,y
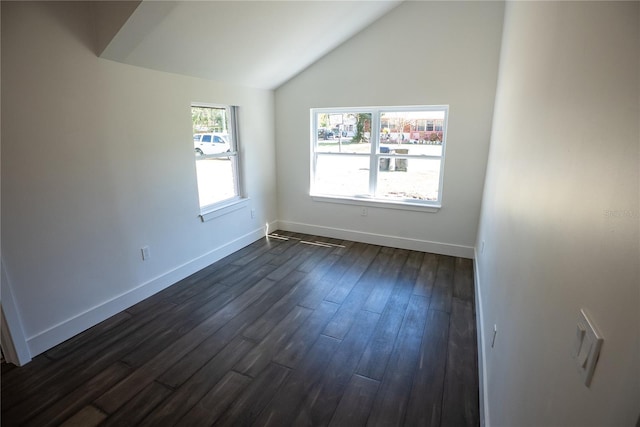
572,323 -> 586,357
575,308 -> 603,387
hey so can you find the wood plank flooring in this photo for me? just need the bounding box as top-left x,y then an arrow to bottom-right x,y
1,232 -> 479,427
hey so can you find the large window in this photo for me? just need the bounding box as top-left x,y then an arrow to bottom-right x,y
310,106 -> 448,208
192,104 -> 241,212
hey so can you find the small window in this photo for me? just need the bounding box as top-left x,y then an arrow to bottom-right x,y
426,120 -> 434,131
192,105 -> 241,211
310,105 -> 448,208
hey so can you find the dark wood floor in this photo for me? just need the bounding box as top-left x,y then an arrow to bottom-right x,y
1,231 -> 479,427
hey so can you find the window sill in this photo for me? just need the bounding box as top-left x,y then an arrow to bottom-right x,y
311,195 -> 440,213
199,198 -> 249,222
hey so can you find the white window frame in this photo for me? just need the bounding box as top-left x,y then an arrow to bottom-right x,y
310,105 -> 448,211
192,103 -> 246,221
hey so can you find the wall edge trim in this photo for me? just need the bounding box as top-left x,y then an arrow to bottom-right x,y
474,247 -> 490,427
1,261 -> 32,366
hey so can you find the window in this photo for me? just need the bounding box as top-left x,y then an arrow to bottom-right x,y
192,104 -> 241,212
310,106 -> 448,208
426,120 -> 434,131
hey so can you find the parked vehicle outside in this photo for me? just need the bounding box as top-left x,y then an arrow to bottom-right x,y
194,133 -> 230,156
317,128 -> 336,140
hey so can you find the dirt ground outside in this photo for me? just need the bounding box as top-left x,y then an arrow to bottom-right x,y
315,140 -> 443,201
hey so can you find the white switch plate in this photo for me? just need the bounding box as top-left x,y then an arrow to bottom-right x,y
491,324 -> 497,348
574,308 -> 603,387
141,246 -> 150,261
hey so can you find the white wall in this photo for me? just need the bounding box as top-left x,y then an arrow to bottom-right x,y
1,1 -> 277,358
476,2 -> 639,426
274,1 -> 505,258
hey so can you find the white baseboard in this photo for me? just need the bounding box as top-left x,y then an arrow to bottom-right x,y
277,220 -> 474,258
19,218 -> 470,359
25,224 -> 271,357
474,248 -> 490,427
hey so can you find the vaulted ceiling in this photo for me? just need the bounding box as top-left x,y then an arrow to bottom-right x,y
99,0 -> 403,89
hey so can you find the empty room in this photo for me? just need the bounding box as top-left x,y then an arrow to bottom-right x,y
1,1 -> 638,426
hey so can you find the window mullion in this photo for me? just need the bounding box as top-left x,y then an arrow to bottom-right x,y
369,111 -> 380,197
230,106 -> 241,197
310,111 -> 318,195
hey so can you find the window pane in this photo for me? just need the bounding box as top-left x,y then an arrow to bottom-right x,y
316,112 -> 372,153
380,110 -> 445,145
314,155 -> 370,197
193,106 -> 228,133
195,157 -> 238,207
376,157 -> 441,201
192,105 -> 239,209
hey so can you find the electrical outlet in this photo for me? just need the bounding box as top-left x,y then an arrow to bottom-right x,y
361,207 -> 368,216
141,246 -> 150,261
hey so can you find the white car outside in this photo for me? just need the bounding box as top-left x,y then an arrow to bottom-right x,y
194,133 -> 230,156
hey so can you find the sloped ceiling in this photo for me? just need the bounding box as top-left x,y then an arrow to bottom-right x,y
99,0 -> 403,89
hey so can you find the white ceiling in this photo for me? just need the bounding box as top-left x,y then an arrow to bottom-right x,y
100,0 -> 403,89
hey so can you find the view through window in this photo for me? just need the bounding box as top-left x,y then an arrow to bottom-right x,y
192,105 -> 240,210
311,106 -> 448,207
